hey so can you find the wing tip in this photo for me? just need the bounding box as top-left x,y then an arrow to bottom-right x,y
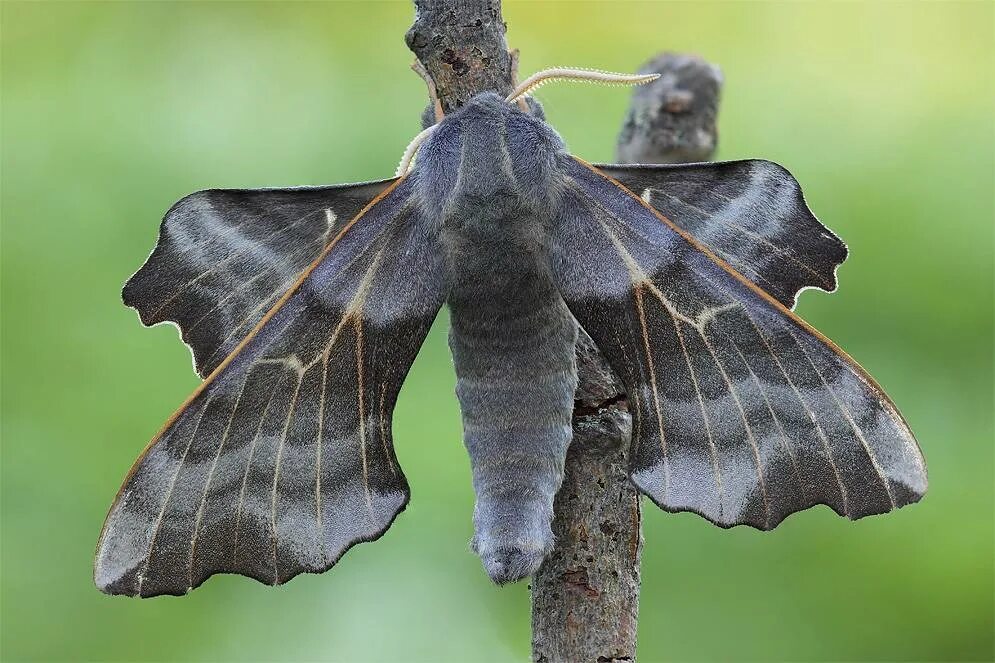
887,471 -> 927,510
751,158 -> 849,309
93,557 -> 144,598
121,276 -> 211,378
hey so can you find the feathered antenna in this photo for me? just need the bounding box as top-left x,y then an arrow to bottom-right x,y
397,67 -> 658,175
396,124 -> 437,176
507,67 -> 659,102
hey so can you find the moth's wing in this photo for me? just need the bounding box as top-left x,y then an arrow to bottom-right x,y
551,156 -> 925,529
593,161 -> 847,308
96,176 -> 446,597
124,178 -> 396,377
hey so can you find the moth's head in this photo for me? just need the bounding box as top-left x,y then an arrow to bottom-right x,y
397,67 -> 659,176
418,89 -> 546,129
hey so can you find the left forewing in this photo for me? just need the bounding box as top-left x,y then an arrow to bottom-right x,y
550,156 -> 925,530
96,176 -> 447,597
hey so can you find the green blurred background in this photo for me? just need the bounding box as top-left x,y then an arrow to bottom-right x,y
2,1 -> 992,661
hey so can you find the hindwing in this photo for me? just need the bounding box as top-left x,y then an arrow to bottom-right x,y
124,179 -> 395,377
595,161 -> 846,309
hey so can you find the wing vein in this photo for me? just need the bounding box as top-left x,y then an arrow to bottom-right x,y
144,208 -> 326,321
720,331 -> 809,503
315,348 -> 329,556
271,369 -> 306,584
183,270 -> 273,333
633,286 -> 670,496
786,328 -> 896,508
188,372 -> 252,588
355,315 -> 374,516
695,318 -> 772,527
200,290 -> 286,372
138,397 -> 213,596
232,372 -> 288,565
661,300 -> 725,518
738,308 -> 851,516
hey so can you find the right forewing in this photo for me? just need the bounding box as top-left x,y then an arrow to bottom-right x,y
96,176 -> 446,597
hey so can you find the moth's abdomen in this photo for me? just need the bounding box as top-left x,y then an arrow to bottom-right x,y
447,244 -> 577,584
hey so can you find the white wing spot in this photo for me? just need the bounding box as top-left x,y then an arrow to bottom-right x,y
322,208 -> 338,245
694,302 -> 739,329
256,354 -> 305,377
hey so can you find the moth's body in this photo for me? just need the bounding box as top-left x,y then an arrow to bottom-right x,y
420,95 -> 577,578
96,72 -> 926,598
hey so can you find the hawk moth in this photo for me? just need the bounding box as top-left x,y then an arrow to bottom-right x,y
95,68 -> 926,597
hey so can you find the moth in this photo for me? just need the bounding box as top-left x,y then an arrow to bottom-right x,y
95,67 -> 927,597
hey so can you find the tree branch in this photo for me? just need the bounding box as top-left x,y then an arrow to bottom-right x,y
405,5 -> 722,660
532,52 -> 722,663
531,329 -> 640,663
405,0 -> 514,114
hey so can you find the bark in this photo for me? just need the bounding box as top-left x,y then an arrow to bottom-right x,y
531,329 -> 640,663
531,52 -> 723,663
405,6 -> 722,661
405,0 -> 514,115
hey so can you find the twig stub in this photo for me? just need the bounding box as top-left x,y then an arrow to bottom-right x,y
406,0 -> 514,114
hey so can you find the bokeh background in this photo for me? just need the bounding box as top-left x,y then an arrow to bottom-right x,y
2,2 -> 992,661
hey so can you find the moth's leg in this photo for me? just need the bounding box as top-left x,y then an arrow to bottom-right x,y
411,59 -> 444,124
509,49 -> 530,113
509,48 -> 521,85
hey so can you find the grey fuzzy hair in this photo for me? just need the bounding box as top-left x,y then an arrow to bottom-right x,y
415,93 -> 579,583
